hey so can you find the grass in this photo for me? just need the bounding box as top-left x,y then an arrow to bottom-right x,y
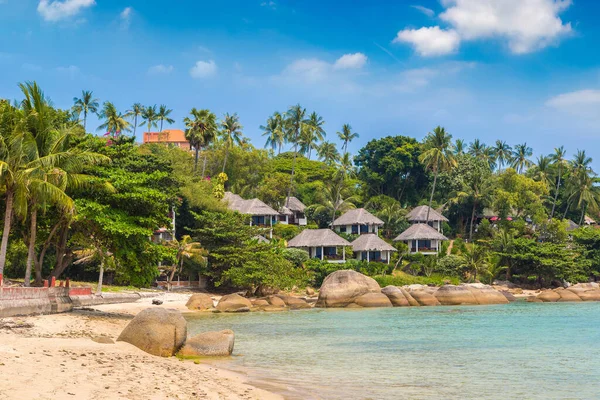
373,271 -> 460,287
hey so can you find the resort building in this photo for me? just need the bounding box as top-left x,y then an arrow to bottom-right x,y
279,196 -> 307,226
406,205 -> 448,232
287,229 -> 351,263
394,223 -> 448,255
223,192 -> 280,236
332,208 -> 384,235
143,129 -> 190,149
351,234 -> 397,264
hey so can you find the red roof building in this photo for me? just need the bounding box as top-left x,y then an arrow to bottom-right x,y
143,129 -> 190,149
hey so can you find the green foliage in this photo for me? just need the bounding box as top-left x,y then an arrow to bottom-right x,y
282,248 -> 309,267
493,168 -> 549,222
374,272 -> 460,287
436,254 -> 464,277
273,223 -> 301,241
305,259 -> 346,287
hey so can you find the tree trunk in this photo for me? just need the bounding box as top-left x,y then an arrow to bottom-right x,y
51,224 -> 70,278
201,148 -> 208,178
83,111 -> 87,132
133,115 -> 137,138
222,144 -> 229,173
469,200 -> 477,241
35,221 -> 61,285
563,197 -> 574,220
96,258 -> 104,296
24,207 -> 38,287
579,203 -> 587,225
286,133 -> 300,207
0,190 -> 14,276
194,147 -> 199,172
426,163 -> 439,223
160,120 -> 164,132
278,142 -> 282,155
550,165 -> 561,219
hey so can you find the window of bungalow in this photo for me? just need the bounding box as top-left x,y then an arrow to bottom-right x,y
352,225 -> 359,234
360,225 -> 368,234
340,226 -> 347,233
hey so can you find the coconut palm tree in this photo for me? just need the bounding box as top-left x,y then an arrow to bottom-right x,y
454,139 -> 465,155
317,141 -> 340,166
460,244 -> 489,282
72,90 -> 99,132
494,140 -> 512,171
183,108 -> 218,176
220,112 -> 244,173
549,146 -> 568,218
314,179 -> 359,226
167,235 -> 206,290
284,104 -> 307,207
141,105 -> 159,135
98,102 -> 131,136
510,142 -> 533,173
301,112 -> 326,159
337,123 -> 359,155
157,104 -> 175,132
126,103 -> 144,138
73,242 -> 114,295
481,146 -> 496,170
419,126 -> 457,222
468,139 -> 486,158
260,112 -> 286,154
532,155 -> 553,187
457,173 -> 494,241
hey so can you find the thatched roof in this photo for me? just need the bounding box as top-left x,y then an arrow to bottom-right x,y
566,219 -> 579,232
253,235 -> 270,243
287,229 -> 351,248
351,234 -> 397,252
406,205 -> 448,222
223,192 -> 279,216
280,196 -> 306,214
585,215 -> 597,225
332,208 -> 384,226
393,223 -> 448,241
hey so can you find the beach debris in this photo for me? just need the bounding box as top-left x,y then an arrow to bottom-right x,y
152,299 -> 163,305
178,330 -> 235,357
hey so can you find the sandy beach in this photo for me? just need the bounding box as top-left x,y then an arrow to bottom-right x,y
0,293 -> 282,400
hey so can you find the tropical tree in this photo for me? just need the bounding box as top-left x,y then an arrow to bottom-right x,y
317,141 -> 340,166
494,140 -> 512,171
284,104 -> 307,207
454,139 -> 465,155
73,243 -> 114,295
549,146 -> 568,218
126,103 -> 144,138
299,112 -> 326,159
419,126 -> 457,222
531,155 -> 553,187
460,244 -> 489,282
98,102 -> 131,136
458,172 -> 494,241
167,235 -> 206,290
72,90 -> 99,132
183,108 -> 218,176
337,123 -> 359,155
511,142 -> 533,173
468,139 -> 486,158
220,112 -> 244,173
141,105 -> 159,135
157,104 -> 175,132
260,112 -> 286,154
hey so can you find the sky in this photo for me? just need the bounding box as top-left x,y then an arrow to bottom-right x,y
2,0 -> 600,165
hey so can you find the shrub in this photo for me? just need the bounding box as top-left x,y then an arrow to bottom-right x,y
273,223 -> 301,241
374,271 -> 460,287
436,254 -> 464,277
305,259 -> 346,287
282,248 -> 309,267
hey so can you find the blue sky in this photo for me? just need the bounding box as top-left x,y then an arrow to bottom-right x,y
1,0 -> 600,164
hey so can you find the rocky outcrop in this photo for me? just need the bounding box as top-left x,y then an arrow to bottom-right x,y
251,299 -> 270,307
178,330 -> 235,357
186,294 -> 214,311
354,293 -> 392,308
266,296 -> 286,307
500,291 -> 517,302
537,290 -> 560,302
216,294 -> 252,312
117,308 -> 187,357
315,270 -> 381,308
381,286 -> 410,307
555,288 -> 582,302
434,285 -> 478,305
399,288 -> 420,307
534,283 -> 600,302
276,295 -> 311,310
410,290 -> 441,306
464,285 -> 509,305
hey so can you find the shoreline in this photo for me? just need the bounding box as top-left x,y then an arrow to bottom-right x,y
0,293 -> 283,400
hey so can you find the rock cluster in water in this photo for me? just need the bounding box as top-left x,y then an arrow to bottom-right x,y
529,283 -> 600,302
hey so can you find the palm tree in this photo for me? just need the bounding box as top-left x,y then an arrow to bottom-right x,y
468,139 -> 486,158
98,102 -> 131,136
126,103 -> 144,138
532,155 -> 553,187
260,112 -> 286,154
299,112 -> 326,159
73,243 -> 114,295
481,146 -> 496,170
141,105 -> 159,135
167,235 -> 206,290
461,244 -> 489,282
220,112 -> 244,173
314,180 -> 359,226
337,123 -> 359,155
494,140 -> 512,171
72,90 -> 99,132
510,142 -> 533,173
183,108 -> 218,176
454,139 -> 465,155
419,126 -> 457,222
457,173 -> 493,241
284,104 -> 307,207
317,141 -> 340,166
549,146 -> 568,218
157,104 -> 175,132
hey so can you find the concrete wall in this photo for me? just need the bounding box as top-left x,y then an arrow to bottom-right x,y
0,287 -> 72,318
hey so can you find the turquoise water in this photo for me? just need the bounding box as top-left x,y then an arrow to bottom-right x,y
186,302 -> 600,399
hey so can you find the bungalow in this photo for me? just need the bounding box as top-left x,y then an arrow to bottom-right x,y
223,192 -> 280,236
406,205 -> 448,233
279,196 -> 307,226
332,208 -> 384,235
394,223 -> 448,255
287,229 -> 351,263
351,234 -> 397,264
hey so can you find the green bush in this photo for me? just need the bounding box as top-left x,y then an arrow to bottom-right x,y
305,259 -> 346,287
374,272 -> 460,287
436,254 -> 464,277
273,223 -> 301,241
282,248 -> 310,267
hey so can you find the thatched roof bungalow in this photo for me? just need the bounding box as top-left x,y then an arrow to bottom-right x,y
394,223 -> 448,255
279,196 -> 307,226
332,208 -> 384,235
223,192 -> 279,236
351,234 -> 396,264
406,205 -> 448,232
287,229 -> 351,263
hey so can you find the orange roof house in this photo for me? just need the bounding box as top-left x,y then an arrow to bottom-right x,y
143,129 -> 190,149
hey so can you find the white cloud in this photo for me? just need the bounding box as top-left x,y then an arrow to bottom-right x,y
411,5 -> 435,17
37,0 -> 95,22
282,58 -> 330,83
546,89 -> 600,118
120,6 -> 132,29
261,1 -> 276,9
56,65 -> 80,76
393,26 -> 460,56
148,64 -> 174,75
395,0 -> 572,56
190,60 -> 217,79
333,53 -> 368,70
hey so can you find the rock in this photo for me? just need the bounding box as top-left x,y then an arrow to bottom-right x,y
252,299 -> 270,307
500,291 -> 517,302
92,336 -> 114,344
434,285 -> 478,305
381,286 -> 410,307
399,287 -> 420,306
178,330 -> 234,357
277,295 -> 311,309
568,287 -> 600,301
354,293 -> 393,307
186,294 -> 214,311
315,270 -> 381,308
537,291 -> 561,302
117,308 -> 187,357
527,296 -> 543,302
572,282 -> 600,290
465,286 -> 509,305
255,285 -> 279,297
345,303 -> 363,308
556,289 -> 582,302
216,294 -> 252,312
266,296 -> 286,307
262,305 -> 288,312
410,291 -> 441,306
152,299 -> 163,305
306,287 -> 316,296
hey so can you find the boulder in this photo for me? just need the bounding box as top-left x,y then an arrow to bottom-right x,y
117,308 -> 187,357
527,296 -> 543,303
216,294 -> 252,312
178,330 -> 235,357
262,305 -> 288,312
410,290 -> 441,306
186,294 -> 214,311
537,290 -> 560,302
92,336 -> 115,344
556,289 -> 582,302
354,293 -> 393,308
399,287 -> 420,306
266,296 -> 286,307
315,270 -> 381,308
465,286 -> 509,305
434,285 -> 478,305
345,303 -> 363,308
306,287 -> 316,296
500,291 -> 517,302
277,295 -> 311,309
569,289 -> 600,301
252,299 -> 270,307
381,286 -> 410,307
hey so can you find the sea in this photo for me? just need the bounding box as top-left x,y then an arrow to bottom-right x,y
186,301 -> 600,399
